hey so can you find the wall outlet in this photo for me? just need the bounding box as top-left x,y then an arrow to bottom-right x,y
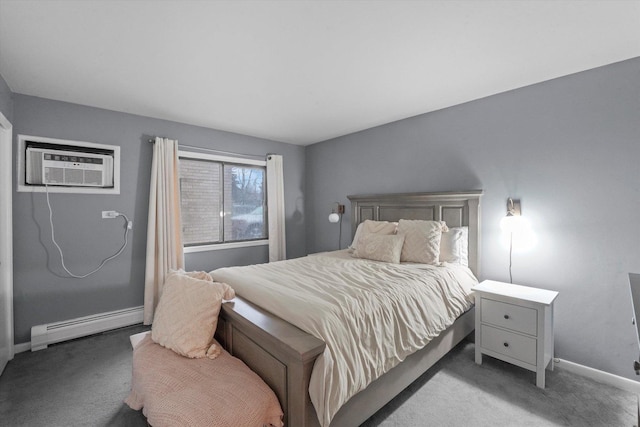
102,210 -> 118,219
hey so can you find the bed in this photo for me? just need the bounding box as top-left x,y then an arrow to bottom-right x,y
211,190 -> 482,427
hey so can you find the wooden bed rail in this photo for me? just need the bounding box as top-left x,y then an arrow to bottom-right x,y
215,296 -> 325,427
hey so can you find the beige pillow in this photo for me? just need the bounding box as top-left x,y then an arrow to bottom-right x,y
353,233 -> 405,263
350,220 -> 398,253
151,270 -> 235,359
182,269 -> 214,282
397,220 -> 446,264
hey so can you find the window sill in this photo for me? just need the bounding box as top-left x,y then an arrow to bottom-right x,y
183,239 -> 268,253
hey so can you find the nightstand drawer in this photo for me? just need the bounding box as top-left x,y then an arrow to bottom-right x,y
481,298 -> 537,336
481,325 -> 537,366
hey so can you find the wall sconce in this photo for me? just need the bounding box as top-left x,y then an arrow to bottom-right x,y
501,198 -> 521,284
328,203 -> 345,223
500,198 -> 522,233
329,203 -> 345,249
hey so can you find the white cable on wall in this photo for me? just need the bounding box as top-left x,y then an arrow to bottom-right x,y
45,184 -> 131,278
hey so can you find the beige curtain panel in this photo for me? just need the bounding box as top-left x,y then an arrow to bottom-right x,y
143,137 -> 185,324
266,154 -> 286,262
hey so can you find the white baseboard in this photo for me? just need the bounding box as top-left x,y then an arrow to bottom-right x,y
13,341 -> 31,354
555,358 -> 640,394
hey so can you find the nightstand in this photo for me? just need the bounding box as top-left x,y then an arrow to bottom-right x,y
472,280 -> 558,388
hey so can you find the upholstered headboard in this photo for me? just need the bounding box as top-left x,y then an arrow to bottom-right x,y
347,190 -> 483,277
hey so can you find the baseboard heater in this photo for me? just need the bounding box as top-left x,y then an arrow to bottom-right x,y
30,306 -> 143,351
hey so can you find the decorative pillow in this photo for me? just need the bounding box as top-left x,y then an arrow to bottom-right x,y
352,233 -> 405,263
440,226 -> 469,266
167,269 -> 215,282
348,223 -> 365,252
183,269 -> 214,282
151,270 -> 235,359
397,219 -> 446,264
349,220 -> 398,253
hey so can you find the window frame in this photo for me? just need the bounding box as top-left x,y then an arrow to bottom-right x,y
178,150 -> 268,253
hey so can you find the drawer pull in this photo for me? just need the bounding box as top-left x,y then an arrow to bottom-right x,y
504,314 -> 510,319
503,342 -> 509,347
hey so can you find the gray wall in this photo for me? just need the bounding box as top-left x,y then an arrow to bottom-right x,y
6,56 -> 640,382
12,94 -> 306,343
306,57 -> 640,381
0,73 -> 12,123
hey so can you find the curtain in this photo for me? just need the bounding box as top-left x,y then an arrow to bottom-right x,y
266,154 -> 286,262
143,137 -> 184,324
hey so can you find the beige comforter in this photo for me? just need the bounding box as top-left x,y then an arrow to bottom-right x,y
125,334 -> 283,427
211,250 -> 477,427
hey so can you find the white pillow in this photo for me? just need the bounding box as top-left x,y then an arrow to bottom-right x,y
440,226 -> 469,266
349,220 -> 398,253
352,233 -> 405,263
397,219 -> 446,264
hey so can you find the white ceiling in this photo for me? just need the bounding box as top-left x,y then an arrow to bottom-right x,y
1,1 -> 639,146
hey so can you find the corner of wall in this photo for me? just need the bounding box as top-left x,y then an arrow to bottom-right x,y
0,72 -> 14,124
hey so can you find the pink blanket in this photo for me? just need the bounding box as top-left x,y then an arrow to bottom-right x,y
125,335 -> 283,427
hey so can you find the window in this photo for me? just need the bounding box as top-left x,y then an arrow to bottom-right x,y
178,151 -> 267,251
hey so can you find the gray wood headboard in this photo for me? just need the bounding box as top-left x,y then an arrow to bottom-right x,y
347,190 -> 483,277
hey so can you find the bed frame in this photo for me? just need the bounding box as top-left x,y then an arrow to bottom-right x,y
215,190 -> 483,427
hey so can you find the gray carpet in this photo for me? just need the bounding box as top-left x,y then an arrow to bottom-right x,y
361,344 -> 636,427
0,325 -> 635,426
0,325 -> 150,427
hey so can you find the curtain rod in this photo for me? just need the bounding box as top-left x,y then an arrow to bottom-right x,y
148,138 -> 267,160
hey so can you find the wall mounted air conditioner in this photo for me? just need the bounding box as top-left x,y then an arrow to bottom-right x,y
17,135 -> 120,194
26,147 -> 114,188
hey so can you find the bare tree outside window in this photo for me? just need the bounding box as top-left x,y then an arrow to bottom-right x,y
225,165 -> 266,241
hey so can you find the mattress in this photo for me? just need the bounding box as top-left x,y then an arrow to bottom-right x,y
211,250 -> 477,426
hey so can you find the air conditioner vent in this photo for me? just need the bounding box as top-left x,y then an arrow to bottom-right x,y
17,135 -> 120,194
26,147 -> 114,188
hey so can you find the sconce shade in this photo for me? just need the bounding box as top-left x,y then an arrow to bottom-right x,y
328,213 -> 340,223
501,198 -> 522,232
500,213 -> 523,233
